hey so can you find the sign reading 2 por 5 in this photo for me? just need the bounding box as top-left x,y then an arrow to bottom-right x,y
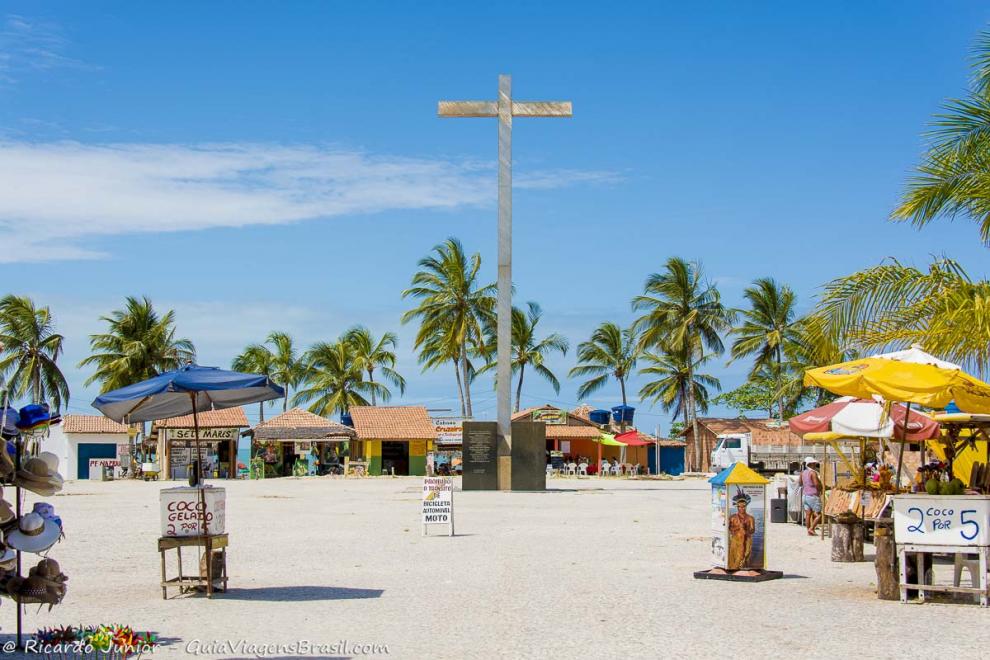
893,495 -> 990,546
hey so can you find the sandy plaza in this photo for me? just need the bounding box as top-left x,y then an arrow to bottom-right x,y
0,475 -> 981,659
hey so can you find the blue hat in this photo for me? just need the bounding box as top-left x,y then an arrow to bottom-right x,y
15,404 -> 58,431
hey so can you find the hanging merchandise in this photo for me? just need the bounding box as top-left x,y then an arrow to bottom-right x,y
30,502 -> 62,530
0,531 -> 15,569
13,452 -> 64,497
7,513 -> 60,555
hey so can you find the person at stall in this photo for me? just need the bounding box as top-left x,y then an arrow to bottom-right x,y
801,457 -> 823,536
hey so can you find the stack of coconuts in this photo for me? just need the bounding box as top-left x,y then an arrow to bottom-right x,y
919,461 -> 965,495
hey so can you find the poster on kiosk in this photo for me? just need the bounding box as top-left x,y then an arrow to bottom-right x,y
707,463 -> 769,572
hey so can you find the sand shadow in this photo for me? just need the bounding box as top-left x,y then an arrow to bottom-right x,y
780,574 -> 810,579
221,586 -> 384,602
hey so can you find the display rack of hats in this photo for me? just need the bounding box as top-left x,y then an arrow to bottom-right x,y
0,403 -> 67,648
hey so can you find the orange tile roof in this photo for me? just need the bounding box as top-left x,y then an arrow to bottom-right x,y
349,406 -> 436,440
545,425 -> 603,439
62,415 -> 129,434
154,407 -> 249,429
254,407 -> 340,429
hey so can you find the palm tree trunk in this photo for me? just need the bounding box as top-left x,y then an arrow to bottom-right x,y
776,346 -> 784,423
368,368 -> 377,406
283,385 -> 289,413
687,360 -> 701,472
618,376 -> 628,432
515,364 -> 525,413
461,349 -> 473,418
453,361 -> 466,417
259,401 -> 265,423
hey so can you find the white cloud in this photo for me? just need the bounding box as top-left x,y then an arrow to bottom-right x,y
0,140 -> 617,263
0,14 -> 91,83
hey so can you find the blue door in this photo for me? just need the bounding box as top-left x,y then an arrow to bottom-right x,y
78,443 -> 117,479
660,447 -> 685,476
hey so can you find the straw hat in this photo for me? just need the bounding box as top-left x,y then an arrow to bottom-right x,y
0,441 -> 13,478
0,490 -> 15,525
29,558 -> 67,601
14,452 -> 64,496
0,531 -> 15,569
31,502 -> 62,529
4,574 -> 62,607
7,512 -> 60,554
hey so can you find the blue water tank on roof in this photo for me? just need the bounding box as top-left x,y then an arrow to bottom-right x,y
589,409 -> 611,425
611,405 -> 635,424
341,412 -> 353,427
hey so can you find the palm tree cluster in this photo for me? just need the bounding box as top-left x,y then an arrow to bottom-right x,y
234,326 -> 404,418
0,295 -> 70,411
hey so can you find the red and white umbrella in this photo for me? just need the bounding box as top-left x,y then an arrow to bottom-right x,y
789,396 -> 940,440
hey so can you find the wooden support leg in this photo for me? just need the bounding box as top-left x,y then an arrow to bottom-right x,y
981,547 -> 988,608
916,552 -> 926,603
898,546 -> 908,603
206,536 -> 213,599
160,550 -> 167,600
177,547 -> 184,593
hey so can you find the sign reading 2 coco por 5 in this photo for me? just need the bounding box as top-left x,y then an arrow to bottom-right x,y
893,495 -> 990,546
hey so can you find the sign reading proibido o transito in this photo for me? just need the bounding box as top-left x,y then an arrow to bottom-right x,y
422,476 -> 454,537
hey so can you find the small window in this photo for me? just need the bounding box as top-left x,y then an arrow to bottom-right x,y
723,438 -> 741,449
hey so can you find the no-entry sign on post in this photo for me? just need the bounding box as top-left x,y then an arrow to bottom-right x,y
422,476 -> 454,537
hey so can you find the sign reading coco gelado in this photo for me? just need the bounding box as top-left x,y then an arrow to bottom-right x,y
894,495 -> 990,546
422,476 -> 454,536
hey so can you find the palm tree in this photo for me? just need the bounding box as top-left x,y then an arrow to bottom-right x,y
402,238 -> 496,418
232,344 -> 275,422
891,30 -> 990,243
568,322 -> 638,406
480,302 -> 569,411
266,332 -> 305,412
638,344 -> 720,423
729,277 -> 800,421
344,326 -> 405,406
79,296 -> 195,392
813,256 -> 990,377
0,295 -> 70,411
293,339 -> 387,416
632,257 -> 733,468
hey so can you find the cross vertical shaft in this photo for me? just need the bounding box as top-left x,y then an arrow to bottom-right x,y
496,74 -> 513,468
439,75 -> 571,489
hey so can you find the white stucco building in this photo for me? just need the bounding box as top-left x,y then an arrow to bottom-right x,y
46,415 -> 129,480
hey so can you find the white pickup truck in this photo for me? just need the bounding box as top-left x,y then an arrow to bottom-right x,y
710,432 -> 828,474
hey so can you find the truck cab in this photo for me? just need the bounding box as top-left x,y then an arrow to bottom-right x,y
710,433 -> 749,472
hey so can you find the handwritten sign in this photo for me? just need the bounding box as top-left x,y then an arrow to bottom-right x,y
160,486 -> 226,537
422,476 -> 454,536
893,495 -> 990,546
168,427 -> 239,441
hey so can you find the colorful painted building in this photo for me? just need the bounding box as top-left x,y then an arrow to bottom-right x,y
349,406 -> 437,476
153,407 -> 249,480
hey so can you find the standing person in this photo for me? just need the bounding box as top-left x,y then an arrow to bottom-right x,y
802,457 -> 823,536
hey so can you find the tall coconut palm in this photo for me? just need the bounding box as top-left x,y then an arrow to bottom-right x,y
79,296 -> 195,392
232,344 -> 276,422
479,302 -> 569,412
293,339 -> 386,416
344,326 -> 405,406
266,331 -> 305,412
638,344 -> 720,423
892,30 -> 990,243
632,257 -> 733,469
402,238 -> 496,418
729,277 -> 800,421
568,322 -> 638,406
814,256 -> 990,377
0,295 -> 70,411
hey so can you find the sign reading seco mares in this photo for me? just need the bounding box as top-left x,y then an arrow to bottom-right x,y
421,476 -> 454,536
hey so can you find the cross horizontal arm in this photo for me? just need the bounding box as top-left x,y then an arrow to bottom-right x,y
438,101 -> 497,117
510,101 -> 572,117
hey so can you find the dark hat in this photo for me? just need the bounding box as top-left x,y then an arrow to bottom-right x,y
732,488 -> 752,505
15,404 -> 52,431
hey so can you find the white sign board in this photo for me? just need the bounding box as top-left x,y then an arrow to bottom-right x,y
168,427 -> 239,441
89,458 -> 120,479
433,418 -> 463,446
893,495 -> 990,547
422,476 -> 454,536
160,486 -> 226,537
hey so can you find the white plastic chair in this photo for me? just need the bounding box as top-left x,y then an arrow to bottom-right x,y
546,464 -> 554,478
611,463 -> 622,477
600,462 -> 610,477
954,553 -> 981,602
566,462 -> 578,476
578,462 -> 588,476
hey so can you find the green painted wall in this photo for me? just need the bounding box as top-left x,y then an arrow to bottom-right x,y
409,454 -> 426,476
366,440 -> 382,476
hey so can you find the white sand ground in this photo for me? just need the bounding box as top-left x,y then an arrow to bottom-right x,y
3,477 -> 988,659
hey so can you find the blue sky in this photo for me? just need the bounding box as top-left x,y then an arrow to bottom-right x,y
3,2 -> 990,430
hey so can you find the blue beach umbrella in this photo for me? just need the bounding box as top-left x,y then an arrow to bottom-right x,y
93,364 -> 285,483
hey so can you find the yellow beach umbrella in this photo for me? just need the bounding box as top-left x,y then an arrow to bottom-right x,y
803,356 -> 990,412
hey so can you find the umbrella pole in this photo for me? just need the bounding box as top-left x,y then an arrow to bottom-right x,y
895,402 -> 910,491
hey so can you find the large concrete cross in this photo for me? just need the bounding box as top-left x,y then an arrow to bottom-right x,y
439,74 -> 571,488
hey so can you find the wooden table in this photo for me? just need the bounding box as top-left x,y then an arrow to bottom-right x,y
898,543 -> 989,606
158,534 -> 228,599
